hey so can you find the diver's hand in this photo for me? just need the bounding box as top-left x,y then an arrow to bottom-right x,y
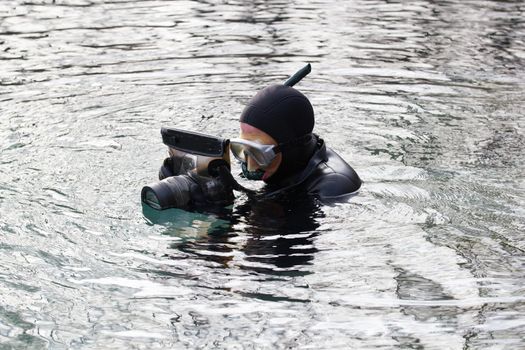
158,157 -> 175,180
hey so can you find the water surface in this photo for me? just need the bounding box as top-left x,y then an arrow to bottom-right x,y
1,0 -> 524,348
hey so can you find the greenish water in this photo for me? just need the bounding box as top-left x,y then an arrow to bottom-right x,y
1,0 -> 524,348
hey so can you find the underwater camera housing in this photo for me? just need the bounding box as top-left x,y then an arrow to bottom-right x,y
141,128 -> 234,210
161,127 -> 231,177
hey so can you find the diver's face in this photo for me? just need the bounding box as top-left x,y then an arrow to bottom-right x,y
239,123 -> 282,181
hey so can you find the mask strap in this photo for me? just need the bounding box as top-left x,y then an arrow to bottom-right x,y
272,133 -> 313,153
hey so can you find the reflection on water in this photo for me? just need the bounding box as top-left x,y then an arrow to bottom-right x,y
235,197 -> 321,273
0,0 -> 524,348
144,195 -> 322,275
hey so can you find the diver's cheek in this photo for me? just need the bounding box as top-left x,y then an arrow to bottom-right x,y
261,155 -> 282,181
262,170 -> 271,181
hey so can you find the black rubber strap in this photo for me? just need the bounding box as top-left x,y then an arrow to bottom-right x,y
273,133 -> 314,153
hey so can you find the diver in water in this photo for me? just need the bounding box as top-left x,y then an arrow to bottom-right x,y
142,65 -> 361,273
229,83 -> 362,200
142,64 -> 361,211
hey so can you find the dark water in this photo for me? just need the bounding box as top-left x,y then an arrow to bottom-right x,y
1,0 -> 524,348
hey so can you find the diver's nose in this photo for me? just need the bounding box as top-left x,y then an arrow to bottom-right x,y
247,156 -> 259,171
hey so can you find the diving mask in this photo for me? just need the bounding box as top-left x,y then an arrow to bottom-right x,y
229,138 -> 278,168
229,133 -> 313,168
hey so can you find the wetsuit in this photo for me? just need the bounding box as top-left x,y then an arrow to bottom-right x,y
263,135 -> 361,199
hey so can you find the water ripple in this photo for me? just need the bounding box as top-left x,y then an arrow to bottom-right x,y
0,0 -> 524,348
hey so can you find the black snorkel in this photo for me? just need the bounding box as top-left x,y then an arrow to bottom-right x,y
284,63 -> 311,87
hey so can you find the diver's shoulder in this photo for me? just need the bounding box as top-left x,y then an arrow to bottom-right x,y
305,147 -> 362,198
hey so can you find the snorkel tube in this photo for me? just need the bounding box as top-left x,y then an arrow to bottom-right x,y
284,63 -> 311,87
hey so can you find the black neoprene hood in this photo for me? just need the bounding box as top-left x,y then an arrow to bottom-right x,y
239,84 -> 314,143
239,84 -> 318,184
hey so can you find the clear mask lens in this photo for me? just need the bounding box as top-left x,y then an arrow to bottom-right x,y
229,141 -> 275,167
229,142 -> 248,162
